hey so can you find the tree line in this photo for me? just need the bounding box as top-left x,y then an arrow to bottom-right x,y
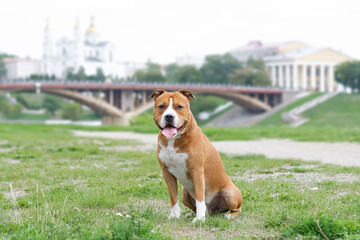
335,61 -> 360,93
132,53 -> 271,86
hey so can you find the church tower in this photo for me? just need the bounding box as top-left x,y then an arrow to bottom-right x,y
42,20 -> 53,76
85,16 -> 100,44
73,18 -> 84,72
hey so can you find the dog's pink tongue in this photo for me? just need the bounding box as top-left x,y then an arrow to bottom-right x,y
162,127 -> 178,138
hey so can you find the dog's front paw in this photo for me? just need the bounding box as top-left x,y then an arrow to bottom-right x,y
192,215 -> 205,223
168,203 -> 181,219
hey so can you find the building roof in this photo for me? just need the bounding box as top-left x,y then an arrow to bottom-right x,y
2,58 -> 40,63
85,57 -> 104,62
230,40 -> 295,52
264,47 -> 354,63
264,47 -> 324,61
84,41 -> 110,47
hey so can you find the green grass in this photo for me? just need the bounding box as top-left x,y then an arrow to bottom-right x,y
0,124 -> 360,239
1,123 -> 360,143
302,93 -> 360,128
258,92 -> 324,126
16,113 -> 52,121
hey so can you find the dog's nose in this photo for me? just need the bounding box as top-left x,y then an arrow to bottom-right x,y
165,114 -> 174,123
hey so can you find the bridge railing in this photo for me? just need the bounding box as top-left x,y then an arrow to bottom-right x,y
0,79 -> 281,91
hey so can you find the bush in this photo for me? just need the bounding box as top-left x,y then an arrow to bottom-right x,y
43,95 -> 62,115
190,95 -> 226,119
62,103 -> 83,120
1,103 -> 23,119
14,95 -> 29,108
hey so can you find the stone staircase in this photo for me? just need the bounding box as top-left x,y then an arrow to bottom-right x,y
282,92 -> 339,127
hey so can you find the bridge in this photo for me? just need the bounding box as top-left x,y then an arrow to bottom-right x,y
0,81 -> 283,125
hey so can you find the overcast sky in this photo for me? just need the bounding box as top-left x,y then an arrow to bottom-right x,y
0,0 -> 358,63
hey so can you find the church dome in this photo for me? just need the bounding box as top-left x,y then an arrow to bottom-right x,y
86,16 -> 97,34
45,20 -> 51,31
74,18 -> 80,30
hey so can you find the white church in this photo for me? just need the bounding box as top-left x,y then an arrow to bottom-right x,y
42,17 -> 126,79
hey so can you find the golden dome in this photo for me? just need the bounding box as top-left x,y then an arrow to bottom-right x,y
86,16 -> 97,34
74,18 -> 80,30
45,19 -> 50,31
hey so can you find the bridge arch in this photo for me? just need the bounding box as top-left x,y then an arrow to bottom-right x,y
0,81 -> 283,125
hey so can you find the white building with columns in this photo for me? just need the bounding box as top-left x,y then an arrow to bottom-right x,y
229,41 -> 353,92
265,47 -> 353,92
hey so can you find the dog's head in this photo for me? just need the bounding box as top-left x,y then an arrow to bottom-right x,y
149,89 -> 196,139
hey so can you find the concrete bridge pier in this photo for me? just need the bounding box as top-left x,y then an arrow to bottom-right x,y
102,114 -> 131,126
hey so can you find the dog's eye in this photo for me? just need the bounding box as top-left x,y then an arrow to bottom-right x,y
159,105 -> 165,109
177,105 -> 183,109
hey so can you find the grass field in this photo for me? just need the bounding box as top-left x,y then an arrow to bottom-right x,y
303,94 -> 360,128
1,124 -> 360,239
257,93 -> 324,127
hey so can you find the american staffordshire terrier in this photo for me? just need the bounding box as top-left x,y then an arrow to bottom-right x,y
150,89 -> 242,222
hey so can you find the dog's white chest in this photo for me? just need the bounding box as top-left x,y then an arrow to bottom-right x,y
159,138 -> 193,191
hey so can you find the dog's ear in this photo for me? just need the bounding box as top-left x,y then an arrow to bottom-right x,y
149,89 -> 165,100
179,90 -> 196,101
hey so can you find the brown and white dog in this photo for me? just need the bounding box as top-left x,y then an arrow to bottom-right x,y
150,89 -> 242,222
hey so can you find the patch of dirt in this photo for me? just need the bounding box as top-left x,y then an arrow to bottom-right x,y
72,130 -> 360,167
3,158 -> 21,164
100,144 -> 156,152
117,161 -> 138,166
68,165 -> 87,170
0,147 -> 16,153
0,140 -> 9,145
3,190 -> 27,199
93,163 -> 108,169
232,172 -> 359,183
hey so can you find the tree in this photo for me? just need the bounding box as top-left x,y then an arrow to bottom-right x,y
164,63 -> 180,83
0,59 -> 6,80
96,68 -> 106,82
335,61 -> 360,93
176,65 -> 203,83
201,53 -> 242,84
76,67 -> 87,81
134,69 -> 165,83
146,62 -> 162,72
43,95 -> 62,116
62,103 -> 83,120
229,58 -> 271,86
66,67 -> 75,80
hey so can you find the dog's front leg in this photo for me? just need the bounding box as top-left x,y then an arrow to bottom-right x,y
162,167 -> 181,219
192,169 -> 206,223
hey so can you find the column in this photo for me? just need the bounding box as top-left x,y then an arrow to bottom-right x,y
285,64 -> 291,89
264,94 -> 269,105
278,64 -> 284,87
271,65 -> 276,86
320,65 -> 325,92
302,64 -> 307,90
292,63 -> 298,90
311,64 -> 316,90
109,89 -> 114,105
328,65 -> 334,92
142,90 -> 147,104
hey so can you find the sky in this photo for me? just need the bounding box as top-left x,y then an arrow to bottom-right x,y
0,0 -> 359,64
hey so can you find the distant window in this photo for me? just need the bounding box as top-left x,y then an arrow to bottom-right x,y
62,48 -> 66,56
109,52 -> 113,62
96,51 -> 99,58
316,68 -> 320,76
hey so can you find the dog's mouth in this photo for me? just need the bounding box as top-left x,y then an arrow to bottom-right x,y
159,121 -> 187,138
